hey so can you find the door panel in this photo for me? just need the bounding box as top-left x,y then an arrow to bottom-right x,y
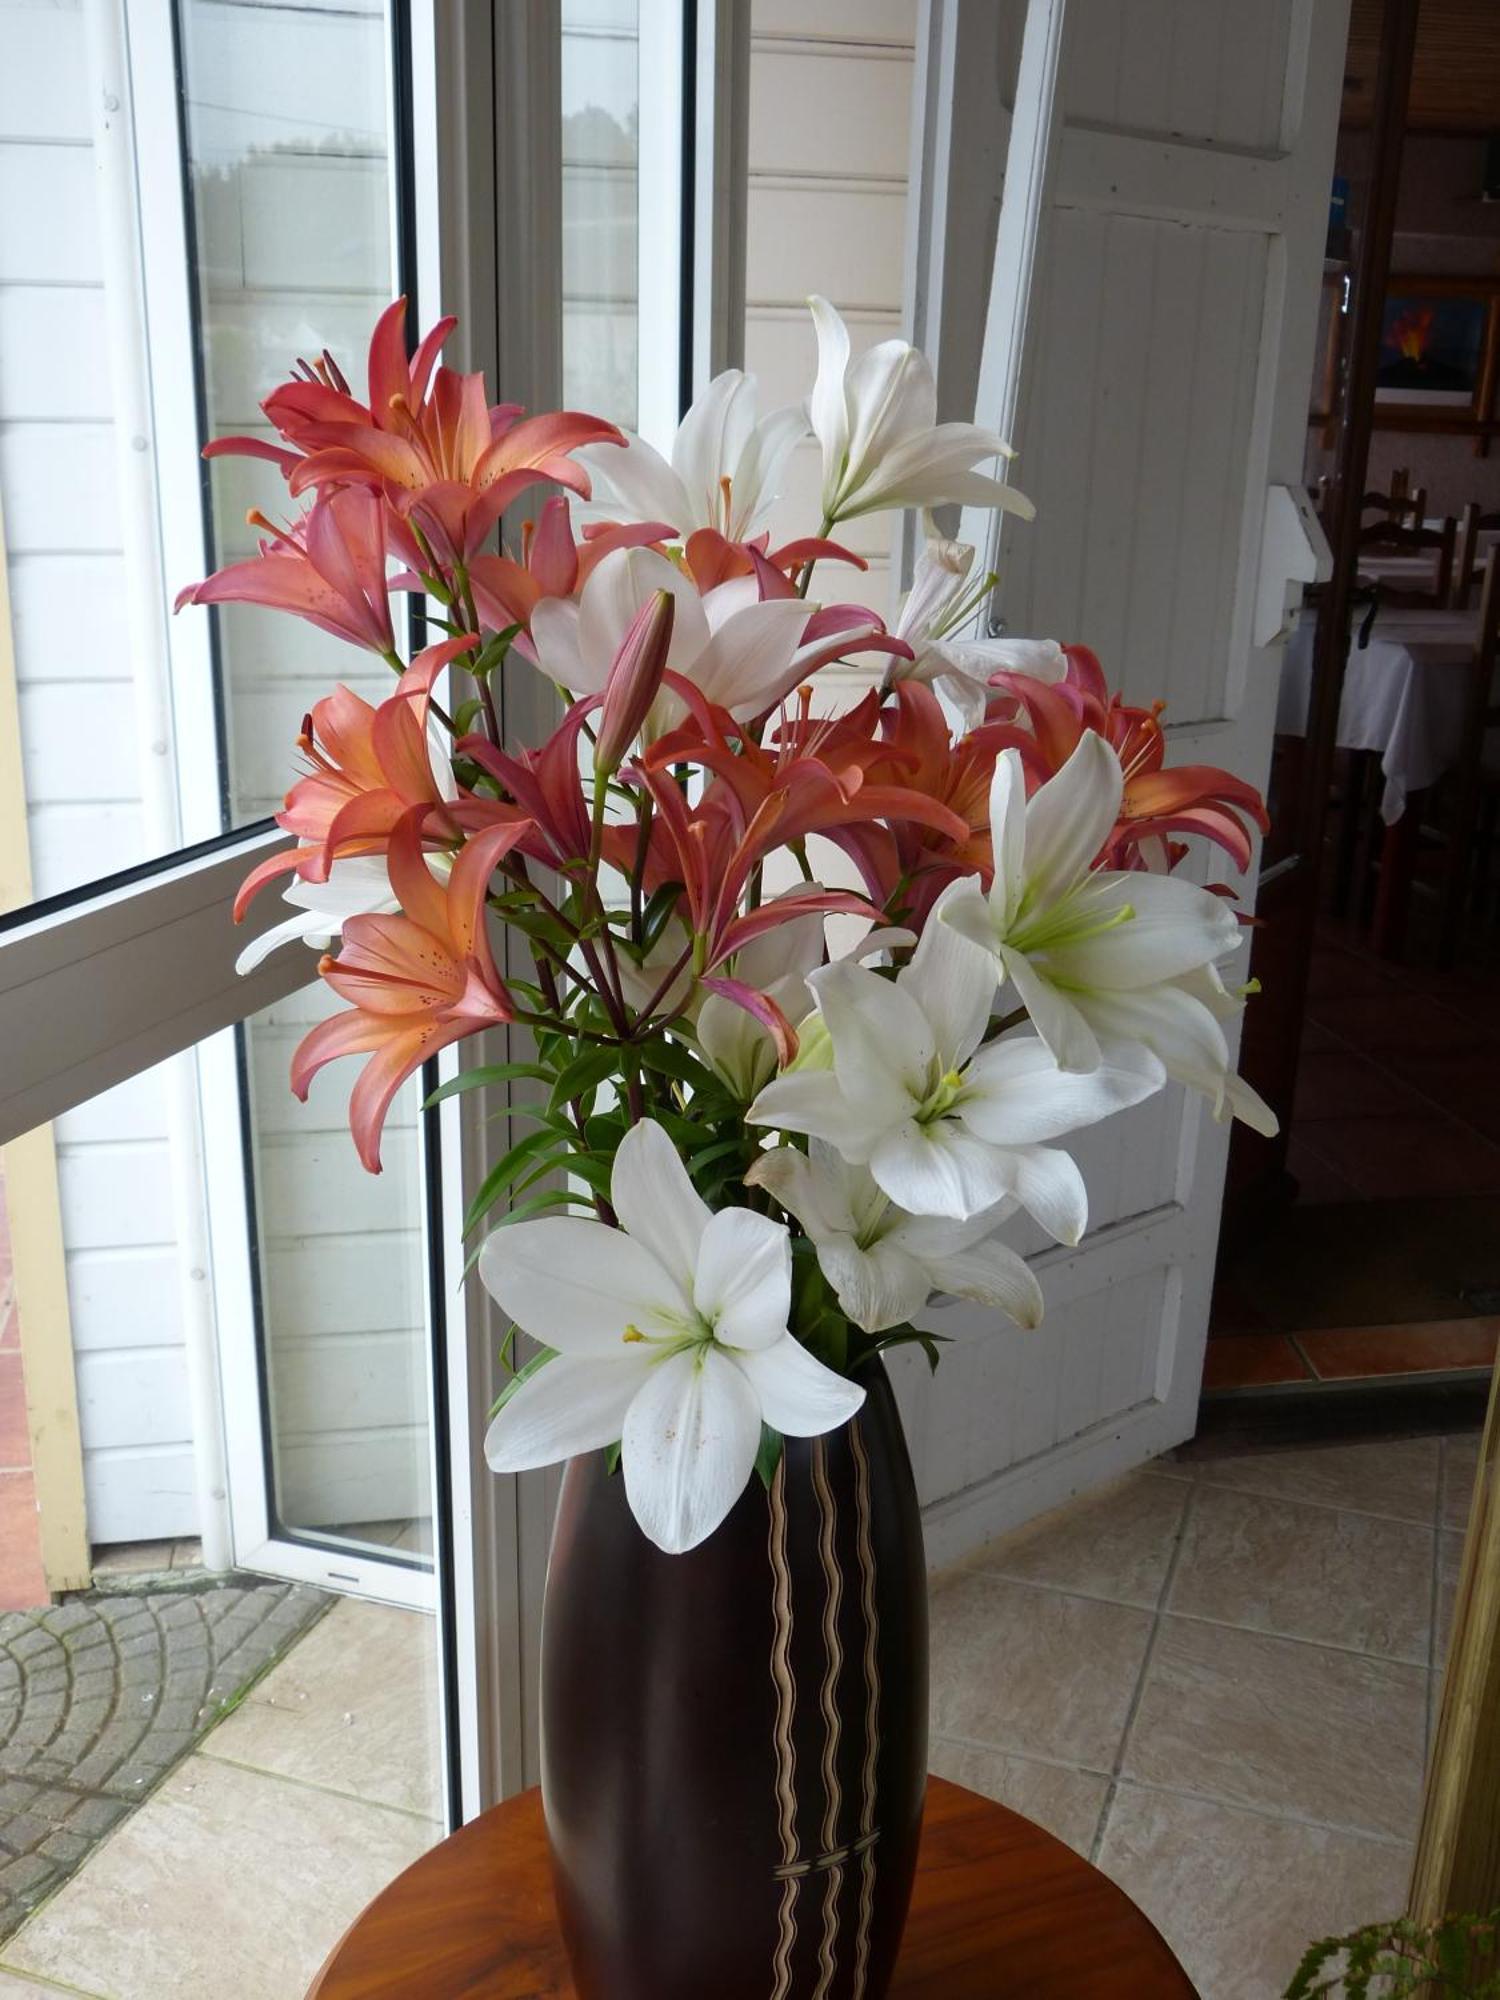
899,0 -> 1348,1550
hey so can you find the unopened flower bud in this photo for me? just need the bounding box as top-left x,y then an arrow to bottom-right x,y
595,590 -> 675,774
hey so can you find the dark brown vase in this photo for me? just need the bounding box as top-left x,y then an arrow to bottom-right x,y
540,1358 -> 928,2000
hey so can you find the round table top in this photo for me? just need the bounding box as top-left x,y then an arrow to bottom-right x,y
307,1775 -> 1196,1998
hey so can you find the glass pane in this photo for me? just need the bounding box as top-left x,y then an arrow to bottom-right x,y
0,1046 -> 444,1988
562,0 -> 640,426
242,985 -> 434,1562
176,0 -> 400,831
0,1 -> 167,906
0,0 -> 403,908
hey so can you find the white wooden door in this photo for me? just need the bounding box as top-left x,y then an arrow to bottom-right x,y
897,0 -> 1347,1563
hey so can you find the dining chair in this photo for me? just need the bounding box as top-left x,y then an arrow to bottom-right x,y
1356,513 -> 1457,608
1359,480 -> 1425,525
1452,500 -> 1500,610
1439,555 -> 1500,961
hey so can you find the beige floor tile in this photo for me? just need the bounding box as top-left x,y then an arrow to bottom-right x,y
1198,1436 -> 1441,1524
1441,1433 -> 1481,1534
1168,1485 -> 1433,1663
929,1571 -> 1153,1771
965,1471 -> 1188,1608
5,1754 -> 438,2000
202,1597 -> 442,1818
928,1738 -> 1108,1855
1124,1617 -> 1427,1841
0,1972 -> 107,1997
1097,1782 -> 1413,2000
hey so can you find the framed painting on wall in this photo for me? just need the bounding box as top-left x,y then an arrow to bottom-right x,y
1374,279 -> 1498,422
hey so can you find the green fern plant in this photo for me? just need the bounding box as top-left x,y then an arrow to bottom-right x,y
1285,1910 -> 1500,1998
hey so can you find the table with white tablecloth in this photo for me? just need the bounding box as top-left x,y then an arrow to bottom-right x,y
1277,604 -> 1482,824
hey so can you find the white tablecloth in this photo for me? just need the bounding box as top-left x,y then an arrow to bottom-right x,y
1277,605 -> 1481,823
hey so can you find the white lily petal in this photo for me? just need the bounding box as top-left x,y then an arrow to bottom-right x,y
694,1208 -> 792,1353
986,750 -> 1029,932
923,1237 -> 1044,1329
843,341 -> 938,495
959,1038 -> 1163,1145
482,1353 -> 645,1472
745,1145 -> 858,1241
1023,733 -> 1123,910
609,1119 -> 710,1289
735,1334 -> 866,1436
236,906 -> 332,974
896,539 -> 974,643
808,295 -> 852,509
890,1196 -> 1018,1259
622,1346 -> 762,1553
868,1119 -> 1015,1221
899,880 -> 998,1071
529,596 -> 594,693
672,370 -> 755,524
955,636 -> 1066,684
1003,1143 -> 1090,1246
1044,873 -> 1244,992
938,877 -> 1003,962
576,431 -> 691,530
747,1067 -> 889,1161
809,959 -> 934,1114
815,1236 -> 932,1334
729,404 -> 809,538
478,1218 -> 690,1353
1000,944 -> 1104,1074
691,598 -> 810,719
578,546 -> 710,686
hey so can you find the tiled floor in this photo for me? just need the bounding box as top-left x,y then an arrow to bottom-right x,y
0,1597 -> 443,1999
930,1431 -> 1477,2000
0,1432 -> 1478,1999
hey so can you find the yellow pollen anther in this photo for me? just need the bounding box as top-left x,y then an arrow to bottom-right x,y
942,1069 -> 963,1091
621,1325 -> 647,1344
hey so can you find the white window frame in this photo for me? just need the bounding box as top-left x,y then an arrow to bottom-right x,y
0,0 -> 743,1819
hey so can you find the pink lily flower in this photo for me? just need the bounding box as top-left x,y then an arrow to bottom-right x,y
234,636 -> 484,917
174,487 -> 397,654
291,807 -> 530,1173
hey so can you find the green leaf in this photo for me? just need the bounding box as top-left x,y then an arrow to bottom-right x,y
548,1043 -> 623,1114
754,1424 -> 785,1491
640,882 -> 686,951
637,1038 -> 716,1090
463,1129 -> 571,1235
423,1062 -> 551,1109
492,1188 -> 599,1228
604,1440 -> 624,1477
487,1345 -> 555,1419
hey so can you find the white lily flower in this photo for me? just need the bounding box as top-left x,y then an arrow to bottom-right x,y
748,1140 -> 1043,1335
576,369 -> 807,543
747,896 -> 1164,1232
235,851 -> 451,974
698,909 -> 828,1100
887,538 -> 1066,734
481,1119 -> 864,1554
808,297 -> 1035,528
940,734 -> 1255,1091
532,545 -> 863,731
1106,962 -> 1278,1137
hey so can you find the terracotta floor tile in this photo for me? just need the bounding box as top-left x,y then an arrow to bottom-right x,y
1309,990 -> 1490,1057
0,1471 -> 48,1613
1298,1319 -> 1500,1381
1202,1335 -> 1312,1392
1292,1048 -> 1431,1123
1292,1114 -> 1500,1200
0,1352 -> 29,1473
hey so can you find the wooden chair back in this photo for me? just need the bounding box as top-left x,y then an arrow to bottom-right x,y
1356,513 -> 1457,606
1452,500 -> 1500,610
1360,482 -> 1425,524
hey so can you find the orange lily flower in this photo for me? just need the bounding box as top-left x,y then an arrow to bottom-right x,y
174,487 -> 396,654
988,646 -> 1269,873
291,808 -> 529,1172
234,635 -> 481,918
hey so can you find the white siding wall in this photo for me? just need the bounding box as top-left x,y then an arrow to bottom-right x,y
746,0 -> 919,619
1,0 -> 197,1541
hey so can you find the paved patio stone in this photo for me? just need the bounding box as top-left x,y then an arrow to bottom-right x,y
0,1581 -> 328,1938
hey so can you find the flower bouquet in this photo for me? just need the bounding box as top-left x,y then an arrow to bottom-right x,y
179,295 -> 1274,1999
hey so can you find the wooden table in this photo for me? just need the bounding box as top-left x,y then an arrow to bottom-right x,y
307,1775 -> 1196,1998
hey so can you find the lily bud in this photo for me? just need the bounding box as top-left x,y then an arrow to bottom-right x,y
595,589 -> 675,774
